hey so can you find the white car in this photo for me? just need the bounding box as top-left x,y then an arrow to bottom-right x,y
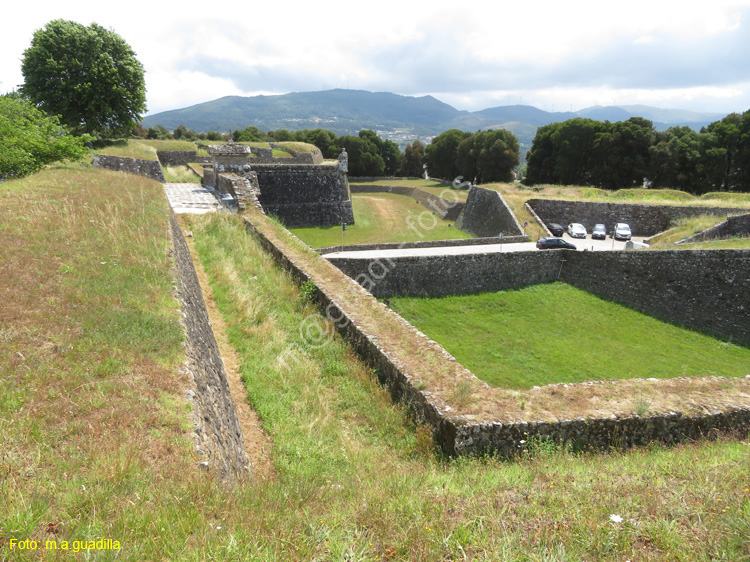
567,223 -> 587,238
613,223 -> 632,240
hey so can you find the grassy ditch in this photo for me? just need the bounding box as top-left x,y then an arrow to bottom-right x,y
389,284 -> 750,390
291,192 -> 472,248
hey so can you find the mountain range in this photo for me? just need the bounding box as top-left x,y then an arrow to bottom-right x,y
140,89 -> 726,147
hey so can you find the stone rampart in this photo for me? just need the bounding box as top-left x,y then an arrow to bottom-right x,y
251,164 -> 354,227
157,150 -> 212,167
328,251 -> 561,299
215,172 -> 262,211
456,187 -> 527,238
92,154 -> 165,182
677,213 -> 750,245
560,249 -> 750,345
169,211 -> 249,483
528,199 -> 745,236
316,235 -> 529,255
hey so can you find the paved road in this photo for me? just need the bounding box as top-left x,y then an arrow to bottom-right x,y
163,183 -> 221,214
321,234 -> 648,259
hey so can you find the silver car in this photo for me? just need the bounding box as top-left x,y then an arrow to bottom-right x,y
567,223 -> 587,238
613,223 -> 632,240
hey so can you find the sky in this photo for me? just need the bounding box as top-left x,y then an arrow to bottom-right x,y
3,0 -> 750,118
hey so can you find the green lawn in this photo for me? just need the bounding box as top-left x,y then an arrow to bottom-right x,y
291,191 -> 472,248
389,283 -> 750,390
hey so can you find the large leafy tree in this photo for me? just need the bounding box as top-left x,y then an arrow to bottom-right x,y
648,126 -> 707,194
0,96 -> 89,178
400,140 -> 425,178
424,129 -> 472,180
455,129 -> 520,183
21,19 -> 146,138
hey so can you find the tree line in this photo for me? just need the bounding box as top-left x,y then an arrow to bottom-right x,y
525,113 -> 750,193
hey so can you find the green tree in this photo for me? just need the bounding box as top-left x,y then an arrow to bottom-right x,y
400,141 -> 425,177
336,135 -> 385,176
294,129 -> 339,158
425,129 -> 472,180
649,126 -> 707,193
0,96 -> 89,178
270,129 -> 293,141
358,130 -> 401,175
592,117 -> 654,189
232,126 -> 269,142
702,113 -> 743,190
455,129 -> 520,183
147,125 -> 170,140
21,19 -> 146,138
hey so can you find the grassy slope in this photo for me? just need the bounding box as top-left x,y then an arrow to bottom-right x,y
389,284 -> 750,390
291,192 -> 472,248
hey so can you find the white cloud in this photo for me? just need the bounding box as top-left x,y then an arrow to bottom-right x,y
2,0 -> 750,116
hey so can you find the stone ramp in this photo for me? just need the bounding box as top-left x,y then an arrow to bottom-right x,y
164,183 -> 221,214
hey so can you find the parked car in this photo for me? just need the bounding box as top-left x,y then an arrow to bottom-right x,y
548,223 -> 564,237
613,223 -> 632,240
537,237 -> 577,250
567,223 -> 587,238
591,223 -> 607,240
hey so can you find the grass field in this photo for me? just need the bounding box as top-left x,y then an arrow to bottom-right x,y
3,169 -> 749,561
291,191 -> 472,248
389,283 -> 750,390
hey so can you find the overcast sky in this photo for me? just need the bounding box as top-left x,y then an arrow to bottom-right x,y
3,0 -> 750,117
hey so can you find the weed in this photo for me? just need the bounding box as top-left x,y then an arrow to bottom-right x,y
300,280 -> 318,303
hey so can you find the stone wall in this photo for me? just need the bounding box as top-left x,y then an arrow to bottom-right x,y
157,150 -> 212,167
215,172 -> 263,211
251,164 -> 354,227
456,186 -> 527,238
327,251 -> 561,299
327,248 -> 750,345
528,199 -> 746,236
316,235 -> 529,255
560,249 -> 750,345
169,212 -> 250,483
677,213 -> 750,245
451,403 -> 750,457
92,154 -> 165,182
351,184 -> 464,221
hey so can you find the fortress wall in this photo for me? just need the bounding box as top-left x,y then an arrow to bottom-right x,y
327,251 -> 561,299
561,249 -> 750,346
92,154 -> 165,182
251,164 -> 354,227
455,186 -> 527,238
528,199 -> 745,236
157,150 -> 212,167
677,213 -> 750,245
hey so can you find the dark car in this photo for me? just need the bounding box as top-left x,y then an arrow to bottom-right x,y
548,223 -> 564,237
536,237 -> 576,250
591,224 -> 607,240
